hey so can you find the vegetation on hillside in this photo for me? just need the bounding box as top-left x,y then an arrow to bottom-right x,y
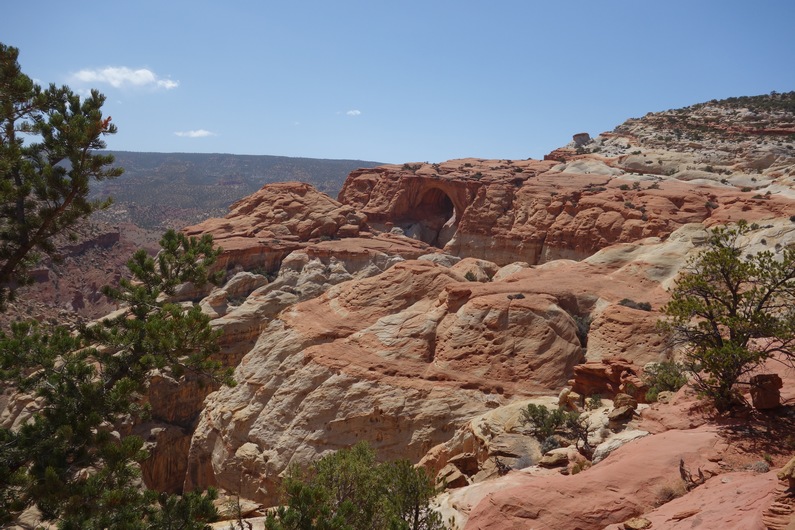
0,42 -> 226,529
520,404 -> 596,457
659,220 -> 795,411
0,230 -> 229,528
698,90 -> 795,113
264,442 -> 447,530
642,361 -> 688,403
613,90 -> 795,150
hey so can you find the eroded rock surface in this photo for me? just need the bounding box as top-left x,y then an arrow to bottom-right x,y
184,259 -> 587,504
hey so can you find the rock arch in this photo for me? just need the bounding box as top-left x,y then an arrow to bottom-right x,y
408,187 -> 459,247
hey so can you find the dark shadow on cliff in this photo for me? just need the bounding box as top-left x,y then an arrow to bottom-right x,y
409,187 -> 456,247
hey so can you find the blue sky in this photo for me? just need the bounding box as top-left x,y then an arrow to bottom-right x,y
3,1 -> 794,163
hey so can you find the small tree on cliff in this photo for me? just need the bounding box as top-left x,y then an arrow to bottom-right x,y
0,43 -> 122,306
0,230 -> 230,528
265,441 -> 446,530
84,229 -> 228,387
659,220 -> 795,411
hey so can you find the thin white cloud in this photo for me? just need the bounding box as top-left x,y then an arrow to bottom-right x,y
71,67 -> 179,90
346,109 -> 362,116
174,129 -> 215,138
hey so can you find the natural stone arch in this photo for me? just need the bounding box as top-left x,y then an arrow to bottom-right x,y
408,187 -> 458,247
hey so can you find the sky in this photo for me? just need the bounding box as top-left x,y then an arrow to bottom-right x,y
2,1 -> 794,164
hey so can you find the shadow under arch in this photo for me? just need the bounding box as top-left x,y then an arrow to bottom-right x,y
409,187 -> 458,247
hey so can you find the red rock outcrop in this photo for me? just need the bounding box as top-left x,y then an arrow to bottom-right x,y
569,358 -> 646,401
184,181 -> 369,272
142,95 -> 795,524
180,213 -> 755,507
459,428 -> 724,529
338,158 -> 795,266
183,259 -> 587,504
602,471 -> 782,530
181,210 -> 793,507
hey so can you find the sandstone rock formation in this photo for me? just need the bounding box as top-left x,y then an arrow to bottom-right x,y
6,92 -> 795,528
184,181 -> 369,273
602,470 -> 782,530
178,202 -> 749,505
183,259 -> 586,505
173,94 -> 795,519
750,373 -> 784,409
339,159 -> 794,266
448,427 -> 724,529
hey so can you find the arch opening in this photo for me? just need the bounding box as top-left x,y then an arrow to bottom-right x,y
404,188 -> 458,248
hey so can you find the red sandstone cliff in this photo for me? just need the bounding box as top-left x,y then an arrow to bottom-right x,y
338,157 -> 794,266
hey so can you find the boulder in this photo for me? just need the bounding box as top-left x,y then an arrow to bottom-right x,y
570,358 -> 645,399
417,253 -> 461,267
623,517 -> 651,530
750,373 -> 783,409
450,257 -> 499,282
778,456 -> 795,490
613,393 -> 638,409
592,430 -> 650,464
573,132 -> 592,146
558,387 -> 581,411
438,463 -> 469,489
538,451 -> 569,468
608,405 -> 636,423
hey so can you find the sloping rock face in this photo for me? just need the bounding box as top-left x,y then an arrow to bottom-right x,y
602,471 -> 781,530
457,428 -> 723,529
183,259 -> 586,505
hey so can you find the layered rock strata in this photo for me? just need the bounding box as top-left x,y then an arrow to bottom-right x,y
339,158 -> 794,266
